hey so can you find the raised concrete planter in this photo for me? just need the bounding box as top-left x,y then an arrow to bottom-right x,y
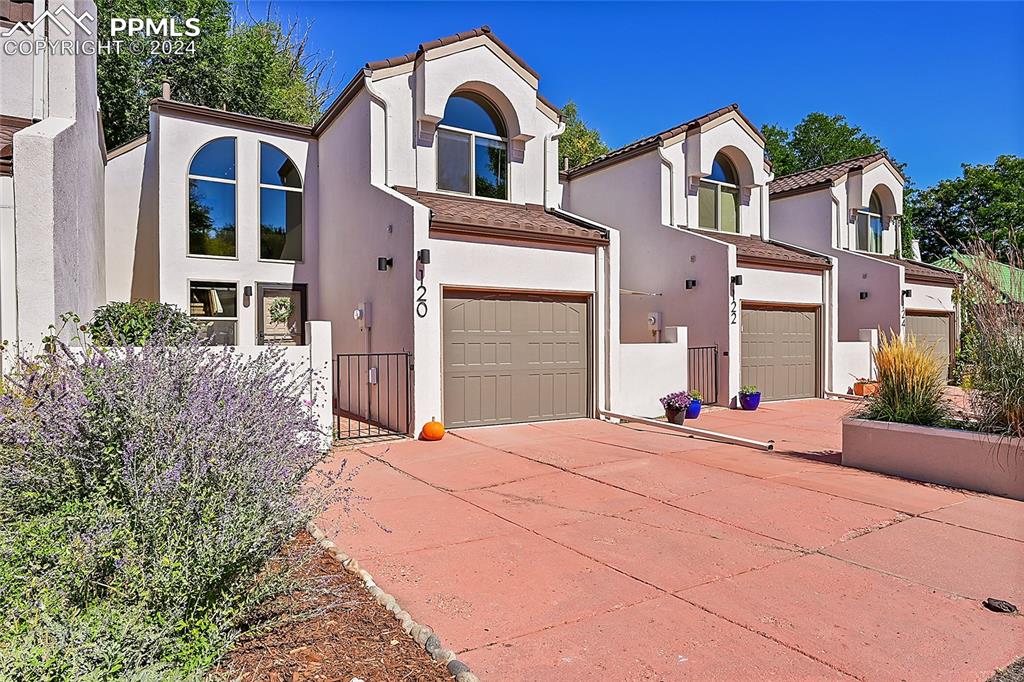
842,418 -> 1024,501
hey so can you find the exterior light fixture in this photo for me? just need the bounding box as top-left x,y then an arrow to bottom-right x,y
859,291 -> 869,300
243,285 -> 253,298
418,249 -> 431,264
902,289 -> 913,298
685,279 -> 697,290
730,275 -> 743,286
377,257 -> 393,272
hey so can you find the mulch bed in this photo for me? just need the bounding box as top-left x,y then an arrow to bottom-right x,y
212,532 -> 450,681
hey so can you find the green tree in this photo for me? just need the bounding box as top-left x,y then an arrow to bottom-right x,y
97,0 -> 333,149
912,155 -> 1024,262
558,100 -> 609,169
762,123 -> 798,177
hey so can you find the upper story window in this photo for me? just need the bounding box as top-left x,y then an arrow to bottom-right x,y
188,138 -> 237,257
698,154 -> 740,233
259,143 -> 303,261
437,92 -> 508,200
856,190 -> 884,253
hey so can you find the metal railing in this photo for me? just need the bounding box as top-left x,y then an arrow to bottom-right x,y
688,345 -> 719,404
334,352 -> 412,440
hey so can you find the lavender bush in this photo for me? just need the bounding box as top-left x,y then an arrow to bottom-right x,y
659,391 -> 693,412
0,317 -> 330,677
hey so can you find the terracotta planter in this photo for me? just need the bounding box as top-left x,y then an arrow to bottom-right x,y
842,418 -> 1024,500
665,408 -> 686,425
853,381 -> 879,397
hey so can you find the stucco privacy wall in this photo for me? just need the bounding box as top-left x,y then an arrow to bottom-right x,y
105,136 -> 160,302
0,34 -> 36,120
11,0 -> 106,346
616,326 -> 688,418
0,176 -> 14,349
155,112 -> 319,345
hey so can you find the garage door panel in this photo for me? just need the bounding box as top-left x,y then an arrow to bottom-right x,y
906,313 -> 951,379
444,293 -> 589,428
741,307 -> 818,401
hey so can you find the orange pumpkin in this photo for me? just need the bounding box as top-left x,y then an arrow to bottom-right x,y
421,417 -> 445,441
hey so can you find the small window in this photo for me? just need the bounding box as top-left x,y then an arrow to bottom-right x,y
259,143 -> 303,261
856,190 -> 884,253
189,281 -> 238,345
698,152 -> 740,232
437,92 -> 508,200
188,138 -> 237,257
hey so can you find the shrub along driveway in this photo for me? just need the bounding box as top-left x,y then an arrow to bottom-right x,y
318,399 -> 1024,681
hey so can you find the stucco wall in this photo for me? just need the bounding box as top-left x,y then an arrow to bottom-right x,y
105,136 -> 160,301
155,113 -> 319,345
0,35 -> 37,120
905,281 -> 954,313
0,175 -> 14,347
12,0 -> 106,345
616,326 -> 688,418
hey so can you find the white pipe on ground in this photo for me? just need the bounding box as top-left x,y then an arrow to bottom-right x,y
598,409 -> 775,451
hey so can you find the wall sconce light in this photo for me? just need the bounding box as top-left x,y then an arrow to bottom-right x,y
417,249 -> 431,264
377,257 -> 393,272
685,279 -> 697,290
730,275 -> 743,286
859,291 -> 869,300
902,289 -> 913,298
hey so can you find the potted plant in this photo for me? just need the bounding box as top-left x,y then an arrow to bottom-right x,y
659,391 -> 692,425
685,390 -> 703,419
739,385 -> 761,411
853,378 -> 879,397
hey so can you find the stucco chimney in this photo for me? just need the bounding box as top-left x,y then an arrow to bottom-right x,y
911,239 -> 922,261
161,80 -> 171,100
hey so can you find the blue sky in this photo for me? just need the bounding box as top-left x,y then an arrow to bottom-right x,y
243,1 -> 1022,187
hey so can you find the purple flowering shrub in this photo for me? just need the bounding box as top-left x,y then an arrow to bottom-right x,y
0,319 -> 329,676
659,391 -> 693,412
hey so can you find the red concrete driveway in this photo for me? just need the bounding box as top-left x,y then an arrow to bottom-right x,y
318,399 -> 1024,681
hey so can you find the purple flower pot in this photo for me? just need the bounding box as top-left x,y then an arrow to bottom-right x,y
685,399 -> 702,420
739,392 -> 761,411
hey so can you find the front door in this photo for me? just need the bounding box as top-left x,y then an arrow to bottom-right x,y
257,283 -> 307,345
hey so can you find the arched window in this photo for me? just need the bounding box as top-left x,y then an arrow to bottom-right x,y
259,143 -> 303,261
437,92 -> 509,200
188,138 -> 237,257
698,153 -> 740,232
856,190 -> 884,253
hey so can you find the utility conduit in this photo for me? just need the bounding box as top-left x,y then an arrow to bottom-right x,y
599,409 -> 775,451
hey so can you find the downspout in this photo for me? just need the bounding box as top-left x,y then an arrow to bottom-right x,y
543,120 -> 566,210
656,143 -> 676,227
362,71 -> 390,186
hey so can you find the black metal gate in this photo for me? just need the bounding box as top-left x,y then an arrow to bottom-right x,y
334,352 -> 412,440
688,345 -> 719,404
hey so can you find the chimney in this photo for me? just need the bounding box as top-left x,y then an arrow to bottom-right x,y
161,79 -> 171,100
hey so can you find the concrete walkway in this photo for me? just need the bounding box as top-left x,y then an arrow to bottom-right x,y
318,399 -> 1024,681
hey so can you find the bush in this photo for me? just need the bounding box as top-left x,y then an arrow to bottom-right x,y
959,243 -> 1024,437
0,318 -> 329,678
858,332 -> 949,426
89,300 -> 200,346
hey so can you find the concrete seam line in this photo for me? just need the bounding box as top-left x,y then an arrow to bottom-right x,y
305,520 -> 478,681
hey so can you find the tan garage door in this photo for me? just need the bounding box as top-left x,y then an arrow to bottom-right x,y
906,312 -> 952,380
741,306 -> 818,401
443,291 -> 590,428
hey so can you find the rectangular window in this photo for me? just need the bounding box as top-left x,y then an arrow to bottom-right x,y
189,281 -> 238,345
260,188 -> 303,261
474,137 -> 508,199
698,183 -> 716,229
720,187 -> 739,233
437,129 -> 471,193
856,212 -> 883,253
189,179 -> 236,257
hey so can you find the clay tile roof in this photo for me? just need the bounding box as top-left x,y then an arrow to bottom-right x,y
0,115 -> 33,176
566,104 -> 764,179
365,25 -> 541,81
862,253 -> 961,286
701,231 -> 831,270
396,187 -> 608,246
769,152 -> 889,196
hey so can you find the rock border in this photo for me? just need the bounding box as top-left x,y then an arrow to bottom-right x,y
306,521 -> 479,682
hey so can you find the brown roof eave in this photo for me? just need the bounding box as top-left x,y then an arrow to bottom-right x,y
565,139 -> 661,180
151,99 -> 313,137
768,180 -> 834,199
311,69 -> 368,136
736,254 -> 831,272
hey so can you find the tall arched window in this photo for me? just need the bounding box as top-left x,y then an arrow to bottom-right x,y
437,92 -> 508,200
188,138 -> 237,257
698,153 -> 740,232
856,190 -> 884,253
259,143 -> 303,261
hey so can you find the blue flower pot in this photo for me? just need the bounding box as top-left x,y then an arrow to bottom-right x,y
685,399 -> 702,420
739,392 -> 761,411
